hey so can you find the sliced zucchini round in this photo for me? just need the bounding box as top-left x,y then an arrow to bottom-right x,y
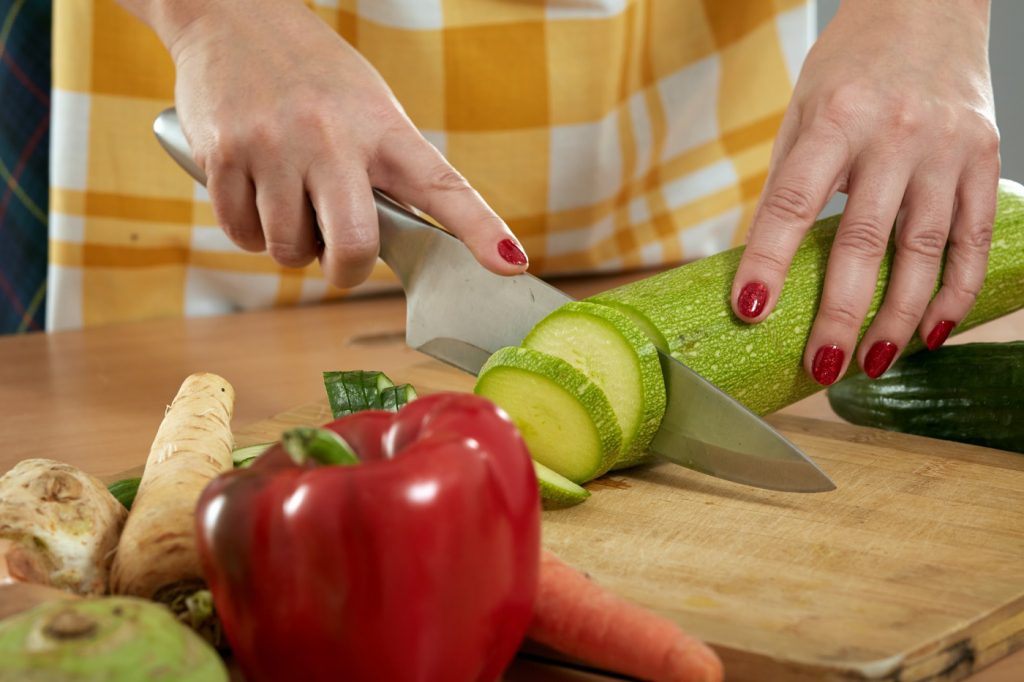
523,302 -> 666,469
475,346 -> 621,484
534,460 -> 590,509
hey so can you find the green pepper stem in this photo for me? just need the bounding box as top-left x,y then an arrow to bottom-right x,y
283,427 -> 360,467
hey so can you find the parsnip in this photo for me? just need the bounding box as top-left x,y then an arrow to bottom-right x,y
109,373 -> 234,600
0,459 -> 127,595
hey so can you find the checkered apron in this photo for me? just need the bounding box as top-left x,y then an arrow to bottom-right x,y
46,0 -> 813,330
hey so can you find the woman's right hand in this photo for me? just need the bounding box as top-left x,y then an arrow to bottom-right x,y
129,0 -> 529,287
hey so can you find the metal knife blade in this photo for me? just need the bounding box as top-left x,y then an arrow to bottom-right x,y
154,107 -> 835,493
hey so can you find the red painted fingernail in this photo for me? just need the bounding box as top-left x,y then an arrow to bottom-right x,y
864,340 -> 898,379
498,239 -> 528,266
737,281 -> 769,319
812,344 -> 845,386
926,320 -> 955,350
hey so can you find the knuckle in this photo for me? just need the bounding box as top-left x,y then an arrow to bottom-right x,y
955,220 -> 994,253
206,132 -> 244,171
293,103 -> 332,136
819,300 -> 862,329
821,83 -> 870,127
425,163 -> 473,194
745,247 -> 790,274
834,219 -> 890,260
886,297 -> 924,327
946,273 -> 982,303
969,114 -> 1001,155
266,240 -> 314,268
248,119 -> 283,151
326,232 -> 379,264
897,225 -> 948,260
220,222 -> 262,251
761,184 -> 818,225
888,99 -> 922,137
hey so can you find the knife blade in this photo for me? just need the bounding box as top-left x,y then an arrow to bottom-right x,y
154,107 -> 835,493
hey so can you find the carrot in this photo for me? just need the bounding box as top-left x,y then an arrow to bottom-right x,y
528,550 -> 724,682
109,373 -> 234,600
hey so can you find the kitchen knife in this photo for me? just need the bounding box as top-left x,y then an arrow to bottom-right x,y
154,108 -> 835,493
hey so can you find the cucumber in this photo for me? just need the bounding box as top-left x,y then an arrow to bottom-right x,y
523,302 -> 665,469
380,384 -> 418,412
475,346 -> 621,483
107,477 -> 141,510
589,179 -> 1024,415
827,341 -> 1024,454
534,460 -> 590,509
323,370 -> 395,418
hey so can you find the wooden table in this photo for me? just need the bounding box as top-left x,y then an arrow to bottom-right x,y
2,273 -> 1021,681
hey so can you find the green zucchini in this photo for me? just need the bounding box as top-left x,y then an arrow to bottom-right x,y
523,302 -> 665,469
475,346 -> 622,483
827,341 -> 1024,453
534,460 -> 590,509
589,179 -> 1024,415
472,180 -> 1024,490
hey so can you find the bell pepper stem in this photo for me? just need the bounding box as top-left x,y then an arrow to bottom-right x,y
283,427 -> 360,467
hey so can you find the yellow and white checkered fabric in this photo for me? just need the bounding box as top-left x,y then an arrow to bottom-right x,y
47,0 -> 813,330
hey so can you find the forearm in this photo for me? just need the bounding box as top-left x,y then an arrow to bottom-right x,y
836,0 -> 990,38
115,0 -> 307,60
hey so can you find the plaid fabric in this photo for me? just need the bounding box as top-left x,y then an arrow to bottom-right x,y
0,0 -> 50,334
48,0 -> 813,331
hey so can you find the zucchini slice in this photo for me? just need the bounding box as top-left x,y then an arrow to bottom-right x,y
534,460 -> 590,509
523,302 -> 666,469
475,346 -> 621,484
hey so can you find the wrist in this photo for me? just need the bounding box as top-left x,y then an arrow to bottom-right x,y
837,0 -> 990,30
116,0 -> 309,62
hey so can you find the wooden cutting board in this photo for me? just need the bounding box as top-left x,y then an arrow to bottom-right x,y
227,361 -> 1024,682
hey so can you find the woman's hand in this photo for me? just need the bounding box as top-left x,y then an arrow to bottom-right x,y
126,0 -> 528,288
732,0 -> 998,384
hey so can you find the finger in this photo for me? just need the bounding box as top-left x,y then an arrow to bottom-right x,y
766,104 -> 802,176
732,123 -> 849,322
207,168 -> 264,252
919,160 -> 999,350
804,160 -> 910,385
855,169 -> 957,378
307,164 -> 379,289
373,129 -> 528,275
252,164 -> 318,269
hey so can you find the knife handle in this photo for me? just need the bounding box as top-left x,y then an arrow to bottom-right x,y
153,107 -> 443,287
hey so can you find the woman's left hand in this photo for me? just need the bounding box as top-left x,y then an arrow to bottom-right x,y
732,0 -> 999,385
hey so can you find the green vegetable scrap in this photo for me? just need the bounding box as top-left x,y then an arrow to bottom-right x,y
323,370 -> 417,418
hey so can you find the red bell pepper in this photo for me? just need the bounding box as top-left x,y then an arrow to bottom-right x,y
194,393 -> 541,682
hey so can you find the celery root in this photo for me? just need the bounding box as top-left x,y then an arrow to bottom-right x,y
0,459 -> 127,595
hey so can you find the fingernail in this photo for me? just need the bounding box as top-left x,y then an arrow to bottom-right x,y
926,320 -> 955,350
498,239 -> 528,266
864,340 -> 898,379
737,281 -> 769,319
812,344 -> 845,386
